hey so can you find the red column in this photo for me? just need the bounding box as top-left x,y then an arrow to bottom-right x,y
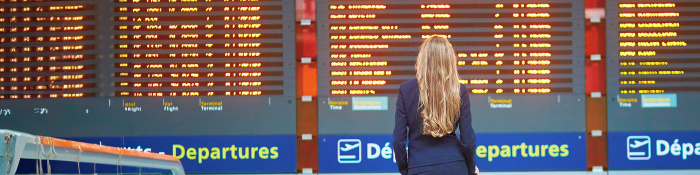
584,0 -> 608,172
296,0 -> 319,173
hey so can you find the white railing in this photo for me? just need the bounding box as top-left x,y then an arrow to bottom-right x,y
0,130 -> 185,175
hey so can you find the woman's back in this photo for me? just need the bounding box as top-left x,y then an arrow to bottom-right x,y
392,36 -> 476,175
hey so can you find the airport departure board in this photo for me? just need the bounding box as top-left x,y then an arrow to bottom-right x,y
0,0 -> 98,99
607,0 -> 700,131
0,0 -> 297,137
317,0 -> 586,134
112,0 -> 291,98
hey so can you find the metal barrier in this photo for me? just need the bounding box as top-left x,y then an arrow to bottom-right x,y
0,130 -> 185,175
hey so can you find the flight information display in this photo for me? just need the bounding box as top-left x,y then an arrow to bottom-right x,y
113,0 -> 290,98
317,0 -> 586,134
0,0 -> 297,137
0,0 -> 98,99
606,0 -> 700,131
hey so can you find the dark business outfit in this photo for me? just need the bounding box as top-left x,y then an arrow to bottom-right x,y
393,79 -> 476,175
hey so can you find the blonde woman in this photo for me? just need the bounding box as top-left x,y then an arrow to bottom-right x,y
393,36 -> 476,175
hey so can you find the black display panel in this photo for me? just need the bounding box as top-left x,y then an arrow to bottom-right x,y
0,0 -> 297,137
317,0 -> 586,134
606,0 -> 700,131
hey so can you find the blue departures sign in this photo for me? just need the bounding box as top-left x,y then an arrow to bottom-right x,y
319,133 -> 586,173
123,135 -> 296,173
16,135 -> 296,174
609,131 -> 700,170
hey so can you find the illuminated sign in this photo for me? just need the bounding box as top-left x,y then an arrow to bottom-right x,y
609,132 -> 700,170
0,1 -> 96,99
319,1 -> 582,95
606,0 -> 700,133
609,1 -> 699,94
318,133 -> 586,172
316,0 -> 586,135
0,1 -> 299,165
113,0 -> 292,97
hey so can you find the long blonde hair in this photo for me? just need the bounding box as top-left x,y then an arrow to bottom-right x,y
416,36 -> 461,137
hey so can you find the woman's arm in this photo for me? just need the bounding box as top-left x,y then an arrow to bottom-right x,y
392,88 -> 408,175
458,87 -> 476,175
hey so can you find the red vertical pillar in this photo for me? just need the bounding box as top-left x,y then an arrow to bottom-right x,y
584,0 -> 608,172
296,0 -> 318,173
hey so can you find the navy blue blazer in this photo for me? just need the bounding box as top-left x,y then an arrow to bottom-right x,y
392,79 -> 476,175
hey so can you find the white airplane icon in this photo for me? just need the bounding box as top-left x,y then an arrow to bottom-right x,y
629,140 -> 650,148
340,143 -> 360,151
